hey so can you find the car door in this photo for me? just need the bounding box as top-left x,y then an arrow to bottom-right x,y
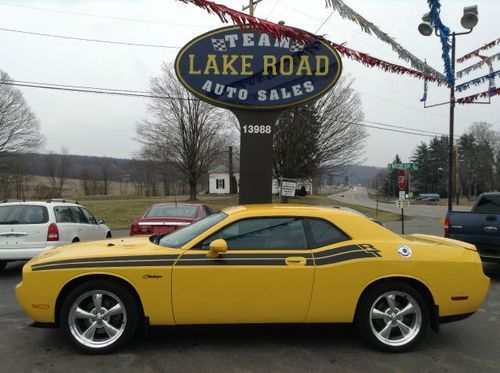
172,217 -> 315,324
53,205 -> 79,243
79,207 -> 105,240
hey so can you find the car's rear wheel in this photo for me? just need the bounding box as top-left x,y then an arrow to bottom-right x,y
60,280 -> 139,354
357,281 -> 429,352
106,231 -> 112,239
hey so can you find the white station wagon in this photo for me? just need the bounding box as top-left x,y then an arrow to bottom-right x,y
0,200 -> 111,271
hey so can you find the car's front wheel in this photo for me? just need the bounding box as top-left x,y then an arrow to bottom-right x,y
356,281 -> 429,352
0,261 -> 7,272
60,280 -> 139,354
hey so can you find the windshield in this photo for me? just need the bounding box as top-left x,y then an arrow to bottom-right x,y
145,205 -> 198,219
158,212 -> 228,248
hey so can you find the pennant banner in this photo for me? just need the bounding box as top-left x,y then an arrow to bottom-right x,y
457,37 -> 500,64
324,0 -> 444,80
455,69 -> 500,92
457,87 -> 500,104
177,0 -> 445,85
456,52 -> 500,79
427,0 -> 453,86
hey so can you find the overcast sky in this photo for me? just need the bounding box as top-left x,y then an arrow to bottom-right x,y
1,0 -> 499,167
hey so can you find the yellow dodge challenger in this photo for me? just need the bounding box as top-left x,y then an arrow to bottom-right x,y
16,205 -> 489,353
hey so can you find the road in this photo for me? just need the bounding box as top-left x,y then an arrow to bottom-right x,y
329,186 -> 469,219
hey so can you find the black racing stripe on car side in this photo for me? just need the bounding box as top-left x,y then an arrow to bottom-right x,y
31,254 -> 180,269
31,260 -> 176,271
312,245 -> 363,259
181,253 -> 313,260
314,250 -> 377,266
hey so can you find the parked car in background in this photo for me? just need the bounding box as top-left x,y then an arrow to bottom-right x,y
0,200 -> 111,271
415,193 -> 440,202
445,192 -> 500,262
129,202 -> 212,236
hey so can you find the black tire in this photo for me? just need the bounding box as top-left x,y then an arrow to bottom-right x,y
106,232 -> 112,239
0,261 -> 7,272
72,238 -> 80,243
356,281 -> 429,352
60,279 -> 140,354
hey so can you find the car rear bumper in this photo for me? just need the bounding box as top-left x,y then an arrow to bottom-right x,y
0,244 -> 59,260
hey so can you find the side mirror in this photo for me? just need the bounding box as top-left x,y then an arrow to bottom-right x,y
207,239 -> 228,258
97,219 -> 106,225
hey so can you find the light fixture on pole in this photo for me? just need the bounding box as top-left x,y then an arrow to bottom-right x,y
418,5 -> 478,212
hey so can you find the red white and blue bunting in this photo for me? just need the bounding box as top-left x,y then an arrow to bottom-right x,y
177,0 -> 445,85
455,69 -> 500,92
456,52 -> 500,79
324,0 -> 444,81
457,37 -> 500,64
457,87 -> 500,104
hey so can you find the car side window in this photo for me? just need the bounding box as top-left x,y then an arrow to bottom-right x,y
304,218 -> 350,249
80,207 -> 97,224
198,217 -> 308,250
54,206 -> 74,223
204,206 -> 212,216
69,206 -> 89,224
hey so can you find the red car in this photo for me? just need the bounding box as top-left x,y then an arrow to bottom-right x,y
129,203 -> 212,236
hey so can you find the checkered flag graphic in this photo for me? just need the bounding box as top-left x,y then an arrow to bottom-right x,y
290,41 -> 305,52
211,38 -> 227,52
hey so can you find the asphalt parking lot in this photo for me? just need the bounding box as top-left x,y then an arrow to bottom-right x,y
1,259 -> 499,373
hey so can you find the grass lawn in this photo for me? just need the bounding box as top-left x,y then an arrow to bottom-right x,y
79,194 -> 399,230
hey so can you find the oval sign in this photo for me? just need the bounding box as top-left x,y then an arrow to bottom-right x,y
175,26 -> 342,110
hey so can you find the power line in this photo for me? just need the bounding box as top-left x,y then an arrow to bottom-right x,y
0,80 -> 189,100
0,27 -> 181,49
0,1 -> 210,28
315,10 -> 335,34
0,78 -> 457,138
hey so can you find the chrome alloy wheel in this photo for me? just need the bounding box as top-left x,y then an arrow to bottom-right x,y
369,291 -> 422,347
68,290 -> 127,349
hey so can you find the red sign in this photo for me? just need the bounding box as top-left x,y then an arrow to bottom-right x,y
397,170 -> 407,190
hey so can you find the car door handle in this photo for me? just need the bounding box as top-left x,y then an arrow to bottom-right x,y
285,257 -> 307,266
486,215 -> 497,222
484,226 -> 498,233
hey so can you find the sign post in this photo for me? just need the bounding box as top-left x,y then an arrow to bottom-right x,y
397,169 -> 408,234
175,26 -> 342,204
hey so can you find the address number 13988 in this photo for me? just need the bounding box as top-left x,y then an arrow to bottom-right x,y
242,125 -> 272,134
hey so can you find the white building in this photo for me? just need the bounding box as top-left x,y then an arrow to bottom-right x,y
209,166 -> 313,195
208,165 -> 240,194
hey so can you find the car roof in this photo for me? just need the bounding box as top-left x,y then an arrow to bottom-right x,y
221,204 -> 361,217
150,202 -> 203,207
0,201 -> 79,207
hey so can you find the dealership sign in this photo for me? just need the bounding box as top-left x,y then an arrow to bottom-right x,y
175,26 -> 342,110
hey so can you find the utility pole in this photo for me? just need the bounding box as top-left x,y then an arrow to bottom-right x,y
242,0 -> 264,16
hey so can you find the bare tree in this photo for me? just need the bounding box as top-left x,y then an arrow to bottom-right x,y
0,71 -> 43,156
273,76 -> 367,181
46,147 -> 70,198
136,63 -> 231,200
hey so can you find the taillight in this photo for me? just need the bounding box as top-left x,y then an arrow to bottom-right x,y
444,215 -> 450,237
130,222 -> 140,236
47,223 -> 59,241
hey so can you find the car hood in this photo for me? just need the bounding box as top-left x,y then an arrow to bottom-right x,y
28,236 -> 181,267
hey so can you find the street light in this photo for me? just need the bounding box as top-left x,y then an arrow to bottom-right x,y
418,5 -> 478,212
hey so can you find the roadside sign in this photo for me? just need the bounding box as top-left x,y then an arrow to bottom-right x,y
397,169 -> 407,190
399,190 -> 406,199
396,199 -> 410,209
281,181 -> 297,197
388,162 -> 418,170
